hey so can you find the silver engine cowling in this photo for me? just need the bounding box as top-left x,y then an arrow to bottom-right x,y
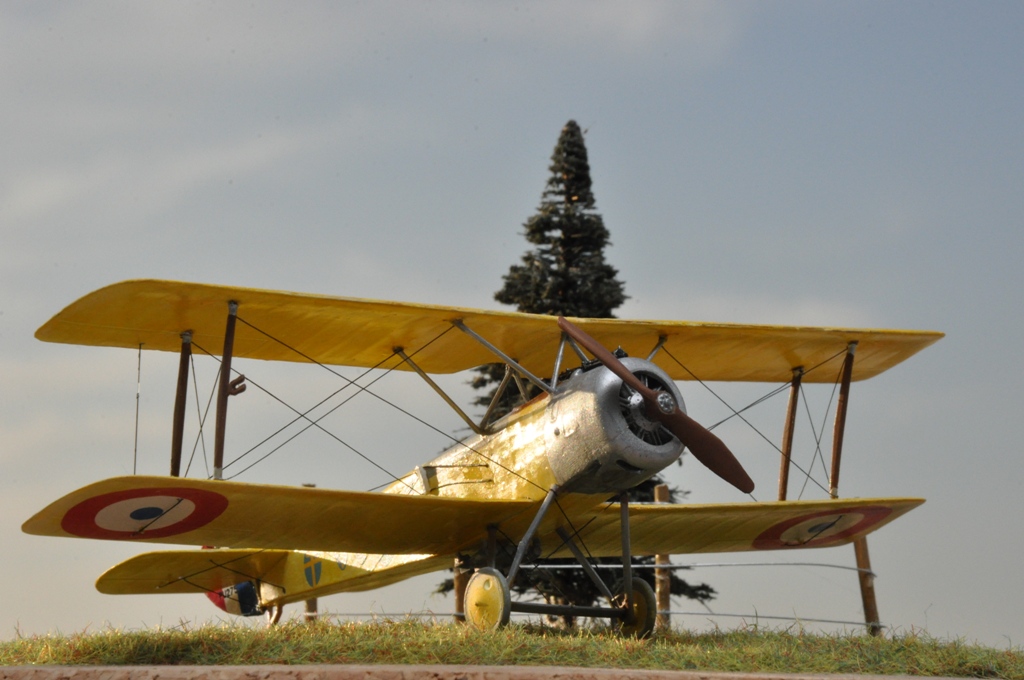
543,357 -> 685,494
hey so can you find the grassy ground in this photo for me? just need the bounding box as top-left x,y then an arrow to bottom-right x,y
1,619 -> 1021,677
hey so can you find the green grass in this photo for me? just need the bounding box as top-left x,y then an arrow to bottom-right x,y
2,619 -> 1021,677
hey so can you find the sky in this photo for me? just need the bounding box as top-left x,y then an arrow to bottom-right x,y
2,1 -> 1022,647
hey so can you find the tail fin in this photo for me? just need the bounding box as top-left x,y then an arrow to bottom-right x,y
206,581 -> 265,617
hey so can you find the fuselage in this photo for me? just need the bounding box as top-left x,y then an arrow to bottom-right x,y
224,358 -> 689,612
384,357 -> 686,500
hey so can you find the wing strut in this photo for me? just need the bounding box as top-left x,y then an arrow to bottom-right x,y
395,348 -> 484,435
214,301 -> 246,479
451,320 -> 553,395
480,366 -> 515,429
777,366 -> 803,501
170,331 -> 193,477
829,341 -> 857,498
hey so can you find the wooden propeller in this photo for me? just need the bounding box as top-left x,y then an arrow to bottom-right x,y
557,317 -> 755,494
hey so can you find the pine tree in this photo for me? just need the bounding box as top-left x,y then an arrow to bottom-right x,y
442,121 -> 716,624
469,120 -> 626,415
496,120 -> 626,317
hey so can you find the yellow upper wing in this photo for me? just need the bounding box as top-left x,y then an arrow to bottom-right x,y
547,497 -> 925,557
22,476 -> 536,555
36,279 -> 942,383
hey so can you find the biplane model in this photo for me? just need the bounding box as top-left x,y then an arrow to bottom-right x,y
23,280 -> 942,636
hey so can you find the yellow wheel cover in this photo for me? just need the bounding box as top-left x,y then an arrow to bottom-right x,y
465,568 -> 511,630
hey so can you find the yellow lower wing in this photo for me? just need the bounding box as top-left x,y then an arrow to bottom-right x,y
97,548 -> 452,606
97,549 -> 291,595
86,495 -> 921,607
23,476 -> 536,555
549,497 -> 924,557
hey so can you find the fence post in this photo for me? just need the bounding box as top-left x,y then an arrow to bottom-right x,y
654,483 -> 671,631
453,557 -> 468,623
304,597 -> 318,623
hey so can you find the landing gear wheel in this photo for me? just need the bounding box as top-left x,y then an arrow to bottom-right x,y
265,605 -> 283,627
612,578 -> 657,638
465,567 -> 511,631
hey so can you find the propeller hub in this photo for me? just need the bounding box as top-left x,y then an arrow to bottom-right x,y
655,391 -> 676,414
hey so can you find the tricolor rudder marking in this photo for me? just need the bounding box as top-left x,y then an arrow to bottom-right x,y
61,487 -> 229,540
206,581 -> 264,617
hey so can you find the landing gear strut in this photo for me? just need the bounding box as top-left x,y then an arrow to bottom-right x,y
463,487 -> 657,638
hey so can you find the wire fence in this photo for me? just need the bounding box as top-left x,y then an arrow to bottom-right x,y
293,559 -> 878,632
313,610 -> 875,630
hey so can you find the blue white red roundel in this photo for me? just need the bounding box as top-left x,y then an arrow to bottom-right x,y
752,505 -> 892,550
61,487 -> 228,540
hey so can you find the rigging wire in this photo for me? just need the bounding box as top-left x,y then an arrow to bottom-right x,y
189,339 -> 416,490
228,375 -> 382,467
795,381 -> 824,500
227,318 -> 455,480
183,350 -> 218,479
663,346 -> 849,498
166,549 -> 287,593
796,357 -> 846,500
231,316 -> 550,496
228,371 -> 411,487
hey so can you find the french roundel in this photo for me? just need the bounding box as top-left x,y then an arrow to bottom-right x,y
752,505 -> 892,550
61,487 -> 229,540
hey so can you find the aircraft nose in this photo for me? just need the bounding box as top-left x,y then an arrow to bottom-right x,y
544,357 -> 685,495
